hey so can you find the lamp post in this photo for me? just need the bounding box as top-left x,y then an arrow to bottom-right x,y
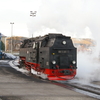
10,22 -> 14,54
0,33 -> 1,51
30,11 -> 37,37
30,11 -> 37,17
0,33 -> 2,59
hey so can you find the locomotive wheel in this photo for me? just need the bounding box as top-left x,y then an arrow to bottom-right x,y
19,60 -> 25,68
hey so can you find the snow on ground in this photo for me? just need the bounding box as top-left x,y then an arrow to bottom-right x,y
0,52 -> 17,60
4,53 -> 17,59
0,52 -> 29,74
9,60 -> 29,74
0,60 -> 10,62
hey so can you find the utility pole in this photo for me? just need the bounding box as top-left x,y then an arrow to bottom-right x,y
10,22 -> 14,54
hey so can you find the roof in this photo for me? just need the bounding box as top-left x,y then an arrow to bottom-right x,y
72,38 -> 95,46
0,33 -> 6,37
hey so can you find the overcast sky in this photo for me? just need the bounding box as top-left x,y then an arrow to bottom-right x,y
0,0 -> 100,39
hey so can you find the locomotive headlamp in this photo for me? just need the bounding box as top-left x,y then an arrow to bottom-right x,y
72,60 -> 76,64
62,41 -> 66,45
52,60 -> 56,64
52,53 -> 55,55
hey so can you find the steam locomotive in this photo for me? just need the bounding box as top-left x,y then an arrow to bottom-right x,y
19,33 -> 77,80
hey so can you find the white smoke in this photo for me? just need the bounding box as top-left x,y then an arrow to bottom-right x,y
76,52 -> 100,84
27,0 -> 100,83
27,0 -> 100,38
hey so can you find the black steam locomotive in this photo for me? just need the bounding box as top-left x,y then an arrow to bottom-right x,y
19,33 -> 77,80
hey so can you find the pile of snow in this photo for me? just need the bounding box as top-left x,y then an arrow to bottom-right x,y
9,60 -> 29,74
2,52 -> 17,60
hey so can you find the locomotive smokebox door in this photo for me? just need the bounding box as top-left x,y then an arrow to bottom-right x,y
60,56 -> 68,66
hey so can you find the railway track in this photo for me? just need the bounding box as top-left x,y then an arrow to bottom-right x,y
53,81 -> 100,100
66,82 -> 100,95
10,59 -> 100,100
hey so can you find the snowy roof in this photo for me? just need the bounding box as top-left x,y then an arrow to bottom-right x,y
0,33 -> 6,37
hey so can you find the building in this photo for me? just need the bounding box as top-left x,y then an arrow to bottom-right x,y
0,33 -> 6,51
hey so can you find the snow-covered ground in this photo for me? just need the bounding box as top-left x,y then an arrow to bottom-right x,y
9,60 -> 29,74
0,53 -> 29,74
